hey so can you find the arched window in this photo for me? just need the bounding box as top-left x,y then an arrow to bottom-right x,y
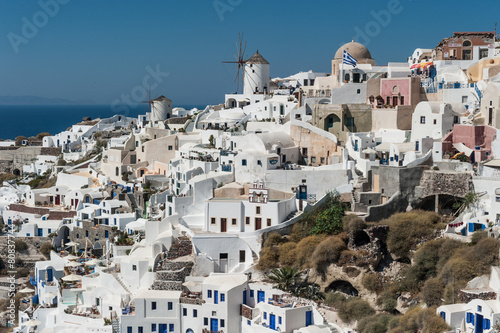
115,167 -> 119,176
186,330 -> 194,333
344,73 -> 350,82
463,40 -> 471,47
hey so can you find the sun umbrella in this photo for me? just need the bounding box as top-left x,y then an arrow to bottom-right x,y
63,254 -> 79,260
62,274 -> 82,282
65,261 -> 82,268
19,287 -> 35,294
24,319 -> 41,327
85,259 -> 100,266
65,241 -> 78,247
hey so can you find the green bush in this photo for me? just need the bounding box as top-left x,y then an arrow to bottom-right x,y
310,193 -> 345,235
362,272 -> 383,293
323,291 -> 346,308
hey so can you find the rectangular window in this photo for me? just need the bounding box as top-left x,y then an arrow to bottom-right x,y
193,309 -> 198,317
257,160 -> 262,166
320,157 -> 325,164
138,327 -> 143,333
168,302 -> 173,310
132,265 -> 137,271
250,290 -> 254,297
302,147 -> 308,156
208,290 -> 212,298
220,319 -> 225,328
232,218 -> 237,225
400,96 -> 404,105
433,119 -> 437,125
256,206 -> 261,215
151,324 -> 156,332
267,218 -> 271,226
169,324 -> 174,332
168,145 -> 173,150
264,312 -> 267,320
242,159 -> 247,166
183,308 -> 187,316
245,216 -> 250,225
239,250 -> 245,263
127,327 -> 132,333
211,218 -> 216,225
420,116 -> 425,124
311,156 -> 316,164
248,320 -> 251,326
152,302 -> 157,310
478,305 -> 482,312
204,318 -> 208,325
279,317 -> 282,324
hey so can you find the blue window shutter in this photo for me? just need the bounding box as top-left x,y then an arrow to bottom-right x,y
471,313 -> 474,325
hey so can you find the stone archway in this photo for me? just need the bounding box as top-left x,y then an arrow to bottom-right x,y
325,114 -> 341,134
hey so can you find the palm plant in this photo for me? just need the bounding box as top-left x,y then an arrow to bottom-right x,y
266,267 -> 303,292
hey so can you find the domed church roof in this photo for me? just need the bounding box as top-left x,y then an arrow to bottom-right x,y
334,41 -> 372,60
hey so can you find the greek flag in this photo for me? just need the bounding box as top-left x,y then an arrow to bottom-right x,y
343,50 -> 357,67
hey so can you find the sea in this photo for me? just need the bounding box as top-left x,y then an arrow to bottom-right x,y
0,104 -> 206,140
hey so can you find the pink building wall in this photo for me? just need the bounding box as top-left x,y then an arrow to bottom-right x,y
381,78 -> 411,106
441,125 -> 496,161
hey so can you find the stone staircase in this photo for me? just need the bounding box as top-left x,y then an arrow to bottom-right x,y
165,237 -> 192,260
284,210 -> 300,222
151,261 -> 194,291
111,311 -> 120,333
111,271 -> 131,294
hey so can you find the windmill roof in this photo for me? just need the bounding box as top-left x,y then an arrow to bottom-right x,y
246,50 -> 269,64
154,95 -> 172,102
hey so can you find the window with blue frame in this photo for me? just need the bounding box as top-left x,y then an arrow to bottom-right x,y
279,317 -> 282,325
220,293 -> 225,302
440,312 -> 445,320
485,319 -> 491,330
478,305 -> 482,312
168,302 -> 173,310
220,319 -> 225,328
193,309 -> 197,317
208,290 -> 212,298
247,320 -> 251,326
250,290 -> 254,297
105,230 -> 108,238
169,324 -> 174,332
48,228 -> 51,234
127,327 -> 132,333
151,324 -> 156,332
264,312 -> 267,320
242,159 -> 247,166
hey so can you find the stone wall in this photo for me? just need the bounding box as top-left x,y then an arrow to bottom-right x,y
151,280 -> 182,291
458,290 -> 496,303
155,267 -> 192,282
414,170 -> 473,198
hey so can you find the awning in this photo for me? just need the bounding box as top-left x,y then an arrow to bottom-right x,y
452,143 -> 473,156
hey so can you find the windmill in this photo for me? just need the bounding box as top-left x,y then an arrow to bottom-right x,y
222,33 -> 248,93
142,87 -> 169,122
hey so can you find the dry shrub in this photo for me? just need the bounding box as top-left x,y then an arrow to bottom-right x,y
295,235 -> 323,268
422,277 -> 444,306
388,306 -> 449,333
264,232 -> 283,248
278,242 -> 297,267
362,272 -> 383,294
384,210 -> 442,259
257,246 -> 279,270
338,298 -> 375,323
311,236 -> 347,273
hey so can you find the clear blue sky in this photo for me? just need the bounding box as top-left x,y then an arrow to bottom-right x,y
0,0 -> 498,106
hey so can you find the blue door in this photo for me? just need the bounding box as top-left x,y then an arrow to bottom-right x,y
257,291 -> 265,303
159,324 -> 167,333
243,290 -> 247,305
210,318 -> 218,332
306,310 -> 313,326
214,290 -> 219,304
476,314 -> 484,333
38,229 -> 43,237
47,269 -> 53,282
270,314 -> 276,330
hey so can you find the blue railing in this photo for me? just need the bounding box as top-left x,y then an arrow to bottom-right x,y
221,165 -> 232,172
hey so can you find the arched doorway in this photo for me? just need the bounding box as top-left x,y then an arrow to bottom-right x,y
13,169 -> 21,176
325,114 -> 341,134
